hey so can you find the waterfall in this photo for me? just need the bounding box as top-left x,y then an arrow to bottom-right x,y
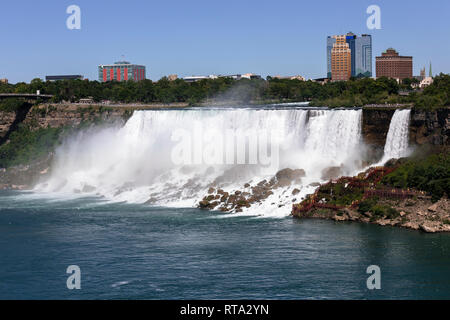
36,107 -> 365,217
303,109 -> 362,165
381,109 -> 411,163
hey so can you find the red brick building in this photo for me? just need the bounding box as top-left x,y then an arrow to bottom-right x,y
98,61 -> 146,82
376,48 -> 413,80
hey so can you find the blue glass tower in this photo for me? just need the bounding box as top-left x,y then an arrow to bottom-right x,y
346,33 -> 357,77
354,34 -> 372,78
326,36 -> 336,79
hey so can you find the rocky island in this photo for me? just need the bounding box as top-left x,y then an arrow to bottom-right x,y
291,157 -> 450,233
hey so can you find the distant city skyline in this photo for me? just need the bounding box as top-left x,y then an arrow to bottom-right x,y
1,0 -> 449,83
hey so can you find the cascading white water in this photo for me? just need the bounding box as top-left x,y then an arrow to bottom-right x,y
381,109 -> 411,163
302,110 -> 363,171
36,107 -> 365,217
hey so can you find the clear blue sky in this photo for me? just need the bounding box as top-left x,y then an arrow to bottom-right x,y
1,0 -> 449,83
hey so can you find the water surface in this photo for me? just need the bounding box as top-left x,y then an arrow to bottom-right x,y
1,190 -> 449,299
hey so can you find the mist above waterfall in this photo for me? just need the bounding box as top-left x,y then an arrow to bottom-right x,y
36,107 -> 371,217
204,79 -> 260,104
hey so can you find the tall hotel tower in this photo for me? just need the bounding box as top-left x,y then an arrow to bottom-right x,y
330,35 -> 352,81
327,33 -> 372,80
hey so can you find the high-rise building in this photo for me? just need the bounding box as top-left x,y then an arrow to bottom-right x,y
327,33 -> 372,79
326,36 -> 336,79
353,34 -> 372,78
331,35 -> 351,81
345,33 -> 357,77
98,61 -> 146,82
0,78 -> 8,84
376,48 -> 412,80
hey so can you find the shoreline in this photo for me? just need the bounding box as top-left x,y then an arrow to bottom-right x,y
291,159 -> 450,233
292,197 -> 450,233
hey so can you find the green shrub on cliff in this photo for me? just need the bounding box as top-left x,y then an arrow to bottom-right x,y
0,125 -> 63,168
358,199 -> 399,221
0,99 -> 27,112
316,182 -> 364,206
357,198 -> 378,214
382,152 -> 450,201
369,205 -> 399,221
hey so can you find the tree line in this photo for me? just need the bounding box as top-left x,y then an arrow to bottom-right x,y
1,74 -> 449,109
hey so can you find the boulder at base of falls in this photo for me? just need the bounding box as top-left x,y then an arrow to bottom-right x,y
144,197 -> 158,204
321,166 -> 343,181
309,182 -> 321,187
275,168 -> 305,187
198,199 -> 219,210
197,169 -> 306,213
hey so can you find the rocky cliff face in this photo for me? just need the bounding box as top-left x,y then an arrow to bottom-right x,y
1,104 -> 131,137
0,111 -> 15,140
361,109 -> 396,148
1,103 -> 132,141
362,108 -> 449,149
22,104 -> 131,129
409,108 -> 449,146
